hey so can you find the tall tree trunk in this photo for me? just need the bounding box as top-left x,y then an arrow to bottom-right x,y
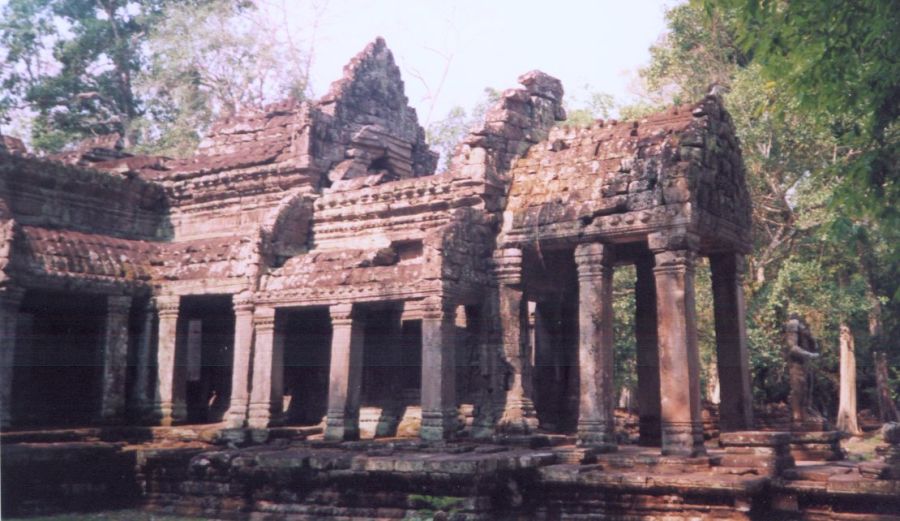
836,322 -> 861,435
874,351 -> 899,423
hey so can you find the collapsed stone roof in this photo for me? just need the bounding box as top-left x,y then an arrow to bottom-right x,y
502,96 -> 751,253
0,38 -> 751,302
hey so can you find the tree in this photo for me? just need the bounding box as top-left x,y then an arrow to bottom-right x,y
133,0 -> 316,157
0,0 -> 172,151
633,1 -> 899,424
714,0 -> 900,263
837,323 -> 861,434
426,87 -> 499,172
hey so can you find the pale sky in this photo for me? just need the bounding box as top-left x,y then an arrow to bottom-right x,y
270,0 -> 676,125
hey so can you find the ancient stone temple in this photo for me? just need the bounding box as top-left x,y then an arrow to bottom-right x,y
5,39 -> 900,521
0,38 -> 752,457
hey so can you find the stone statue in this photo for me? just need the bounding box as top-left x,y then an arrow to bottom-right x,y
785,314 -> 820,429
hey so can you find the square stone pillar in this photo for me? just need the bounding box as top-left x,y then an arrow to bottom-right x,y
324,303 -> 365,441
0,286 -> 25,430
494,248 -> 539,434
650,232 -> 705,456
247,306 -> 282,428
710,252 -> 753,431
154,295 -> 186,426
574,243 -> 617,449
420,295 -> 458,440
129,299 -> 155,420
99,295 -> 132,422
225,293 -> 254,428
635,256 -> 661,446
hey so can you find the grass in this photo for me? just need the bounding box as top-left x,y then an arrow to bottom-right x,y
843,429 -> 884,462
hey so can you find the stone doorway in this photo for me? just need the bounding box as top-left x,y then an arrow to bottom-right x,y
178,295 -> 234,424
360,304 -> 422,438
13,291 -> 106,427
281,307 -> 333,426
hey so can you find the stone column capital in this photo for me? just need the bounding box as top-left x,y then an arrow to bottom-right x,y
254,306 -> 277,331
107,295 -> 132,315
653,249 -> 697,271
329,303 -> 364,326
493,248 -> 523,286
421,295 -> 455,321
647,229 -> 700,253
574,242 -> 613,281
156,295 -> 180,317
232,292 -> 255,315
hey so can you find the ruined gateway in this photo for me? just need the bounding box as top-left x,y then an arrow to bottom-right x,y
2,40 -> 899,520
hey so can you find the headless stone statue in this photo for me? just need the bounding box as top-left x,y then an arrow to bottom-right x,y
785,314 -> 820,430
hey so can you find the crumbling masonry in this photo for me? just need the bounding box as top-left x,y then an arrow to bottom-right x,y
0,38 -> 754,457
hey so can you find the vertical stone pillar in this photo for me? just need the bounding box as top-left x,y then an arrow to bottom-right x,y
494,248 -> 539,434
420,295 -> 458,440
130,299 -> 155,420
574,243 -> 617,449
0,286 -> 25,429
154,295 -> 185,426
247,306 -> 281,429
635,256 -> 662,446
710,252 -> 753,431
99,295 -> 132,421
649,232 -> 705,456
324,303 -> 365,441
225,293 -> 254,428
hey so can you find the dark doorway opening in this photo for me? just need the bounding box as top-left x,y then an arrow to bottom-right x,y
282,307 -> 332,426
13,291 -> 106,427
178,295 -> 234,424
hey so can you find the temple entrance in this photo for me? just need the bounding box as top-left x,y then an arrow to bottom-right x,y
281,307 -> 332,426
359,303 -> 422,438
523,248 -> 581,435
13,291 -> 106,427
178,295 -> 234,423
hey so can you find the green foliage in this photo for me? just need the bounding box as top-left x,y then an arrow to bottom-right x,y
0,0 -> 172,151
426,87 -> 499,172
635,0 -> 899,415
133,0 -> 311,157
405,494 -> 462,520
712,0 -> 900,264
564,86 -> 615,126
1,0 -> 312,155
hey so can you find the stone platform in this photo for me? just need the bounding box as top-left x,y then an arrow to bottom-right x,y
3,429 -> 900,520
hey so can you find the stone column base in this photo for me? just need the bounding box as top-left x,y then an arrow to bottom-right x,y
420,409 -> 459,441
496,395 -> 539,434
324,411 -> 360,441
577,419 -> 617,451
661,422 -> 706,456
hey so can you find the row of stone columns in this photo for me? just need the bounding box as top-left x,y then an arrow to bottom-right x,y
493,232 -> 753,456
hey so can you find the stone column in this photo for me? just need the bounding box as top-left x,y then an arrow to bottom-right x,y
225,294 -> 254,428
0,286 -> 25,430
99,295 -> 132,422
324,303 -> 365,441
710,252 -> 753,431
650,232 -> 705,456
130,299 -> 155,420
574,243 -> 617,449
493,248 -> 539,434
247,306 -> 282,428
154,295 -> 185,426
635,256 -> 661,446
420,295 -> 458,440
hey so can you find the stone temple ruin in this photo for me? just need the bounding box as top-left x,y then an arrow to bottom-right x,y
2,39 -> 898,520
